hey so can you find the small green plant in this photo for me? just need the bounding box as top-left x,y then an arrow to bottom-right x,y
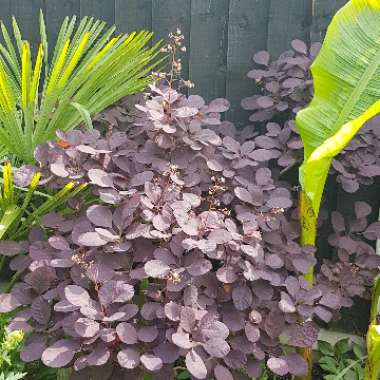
318,339 -> 366,380
0,313 -> 25,379
0,162 -> 85,240
364,275 -> 380,380
0,373 -> 25,380
0,11 -> 162,163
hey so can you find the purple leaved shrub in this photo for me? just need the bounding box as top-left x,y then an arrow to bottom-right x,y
244,40 -> 380,188
0,84 -> 371,380
318,201 -> 380,308
241,40 -> 319,173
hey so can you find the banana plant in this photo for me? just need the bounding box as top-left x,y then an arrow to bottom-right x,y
0,11 -> 162,163
363,276 -> 380,380
295,1 -> 380,379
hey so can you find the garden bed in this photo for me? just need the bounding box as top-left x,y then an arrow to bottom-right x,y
0,2 -> 379,380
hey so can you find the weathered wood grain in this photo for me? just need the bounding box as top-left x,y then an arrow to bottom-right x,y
226,0 -> 270,126
267,0 -> 313,57
189,0 -> 229,102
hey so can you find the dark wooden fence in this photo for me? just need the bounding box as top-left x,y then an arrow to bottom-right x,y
0,0 -> 347,125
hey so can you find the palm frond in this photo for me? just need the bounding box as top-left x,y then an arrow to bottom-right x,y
0,12 -> 162,163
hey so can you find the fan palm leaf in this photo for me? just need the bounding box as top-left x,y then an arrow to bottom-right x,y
0,11 -> 162,163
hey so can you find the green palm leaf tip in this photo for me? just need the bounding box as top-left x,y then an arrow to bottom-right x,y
296,0 -> 380,217
0,11 -> 163,163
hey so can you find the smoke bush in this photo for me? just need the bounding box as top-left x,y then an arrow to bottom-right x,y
0,83 -> 378,380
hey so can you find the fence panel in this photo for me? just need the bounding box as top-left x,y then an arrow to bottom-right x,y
226,0 -> 270,126
0,0 -> 348,124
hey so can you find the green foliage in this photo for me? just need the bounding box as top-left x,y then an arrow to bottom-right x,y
0,373 -> 25,380
370,275 -> 380,322
23,363 -> 57,380
365,324 -> 380,380
318,339 -> 366,380
296,0 -> 380,217
0,162 -> 85,245
0,314 -> 25,380
175,369 -> 190,380
0,11 -> 162,163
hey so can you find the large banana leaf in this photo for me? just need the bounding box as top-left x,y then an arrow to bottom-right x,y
297,0 -> 380,216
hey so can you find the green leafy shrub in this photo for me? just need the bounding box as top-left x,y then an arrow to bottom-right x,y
0,314 -> 25,379
318,339 -> 366,380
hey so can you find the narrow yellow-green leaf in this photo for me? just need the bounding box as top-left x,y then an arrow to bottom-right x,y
58,32 -> 90,87
21,42 -> 31,108
46,39 -> 70,94
30,44 -> 44,105
71,102 -> 93,129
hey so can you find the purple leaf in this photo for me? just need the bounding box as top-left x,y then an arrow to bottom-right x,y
130,171 -> 154,187
232,286 -> 253,311
291,39 -> 308,54
86,205 -> 113,228
88,168 -> 114,188
144,260 -> 171,279
186,349 -> 208,380
253,51 -> 270,66
187,259 -> 212,276
0,293 -> 21,312
266,197 -> 292,209
140,354 -> 163,372
279,292 -> 296,313
207,98 -> 230,113
214,364 -> 234,380
31,296 -> 51,324
98,281 -> 134,305
78,232 -> 108,247
0,241 -> 22,256
203,338 -> 230,358
245,323 -> 260,343
86,344 -> 110,366
21,342 -> 46,362
285,352 -> 308,376
267,357 -> 289,376
116,322 -> 138,344
65,285 -> 90,307
75,318 -> 100,338
117,348 -> 140,369
41,339 -> 79,368
138,326 -> 158,342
